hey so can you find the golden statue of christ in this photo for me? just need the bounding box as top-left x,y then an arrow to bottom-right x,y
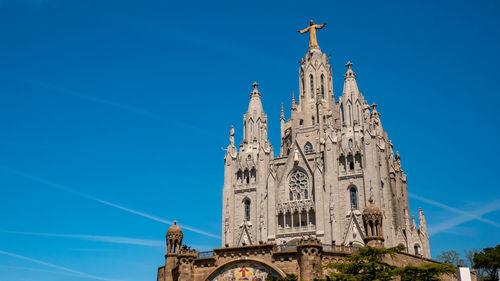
297,20 -> 327,50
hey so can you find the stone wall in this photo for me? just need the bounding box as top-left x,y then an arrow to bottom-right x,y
157,242 -> 459,281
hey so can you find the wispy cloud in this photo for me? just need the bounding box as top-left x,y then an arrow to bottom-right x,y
0,166 -> 220,239
1,230 -> 164,247
409,193 -> 500,227
427,199 -> 500,236
0,250 -> 125,281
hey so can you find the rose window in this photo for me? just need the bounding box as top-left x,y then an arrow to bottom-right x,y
289,170 -> 308,201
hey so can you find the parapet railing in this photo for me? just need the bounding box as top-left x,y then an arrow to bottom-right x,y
199,251 -> 214,258
197,244 -> 353,258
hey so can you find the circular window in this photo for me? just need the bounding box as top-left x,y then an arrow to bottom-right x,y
289,170 -> 308,191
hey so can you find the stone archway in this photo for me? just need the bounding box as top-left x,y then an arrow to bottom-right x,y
204,259 -> 286,281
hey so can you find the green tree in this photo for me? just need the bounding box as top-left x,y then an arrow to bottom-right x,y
314,245 -> 456,281
394,263 -> 457,281
265,273 -> 298,281
436,250 -> 465,267
318,245 -> 405,281
473,245 -> 500,281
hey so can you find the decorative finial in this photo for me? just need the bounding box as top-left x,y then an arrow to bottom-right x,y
252,81 -> 259,89
173,219 -> 177,225
370,102 -> 377,109
345,61 -> 353,69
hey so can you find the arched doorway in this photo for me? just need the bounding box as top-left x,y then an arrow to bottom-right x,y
204,259 -> 285,281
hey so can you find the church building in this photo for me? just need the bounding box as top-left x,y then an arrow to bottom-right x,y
157,21 -> 435,281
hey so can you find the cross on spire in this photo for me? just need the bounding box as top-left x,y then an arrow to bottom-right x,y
370,102 -> 378,109
345,61 -> 353,69
252,81 -> 259,89
173,219 -> 178,225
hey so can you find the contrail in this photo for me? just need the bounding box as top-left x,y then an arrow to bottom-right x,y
0,264 -> 83,278
409,193 -> 500,227
91,197 -> 221,239
428,199 -> 500,236
0,166 -> 221,239
0,230 -> 164,247
0,250 -> 125,281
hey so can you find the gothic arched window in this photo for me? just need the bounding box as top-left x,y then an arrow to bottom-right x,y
289,170 -> 308,201
304,189 -> 308,199
244,199 -> 251,221
320,74 -> 325,98
304,142 -> 313,154
349,187 -> 358,209
310,74 -> 314,98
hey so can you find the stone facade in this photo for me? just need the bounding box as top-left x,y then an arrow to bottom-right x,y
222,41 -> 430,258
156,28 -> 440,281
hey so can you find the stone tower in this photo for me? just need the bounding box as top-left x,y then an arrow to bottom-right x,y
222,82 -> 274,247
221,22 -> 430,258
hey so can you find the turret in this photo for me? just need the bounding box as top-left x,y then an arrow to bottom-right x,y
166,220 -> 183,255
163,220 -> 183,281
362,197 -> 384,248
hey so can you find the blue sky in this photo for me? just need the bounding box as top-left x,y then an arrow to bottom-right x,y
0,0 -> 499,280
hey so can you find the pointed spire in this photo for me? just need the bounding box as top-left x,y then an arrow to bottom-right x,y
246,81 -> 264,115
251,81 -> 261,97
344,61 -> 356,79
243,81 -> 268,146
419,208 -> 427,233
291,91 -> 297,110
280,103 -> 285,121
371,102 -> 380,118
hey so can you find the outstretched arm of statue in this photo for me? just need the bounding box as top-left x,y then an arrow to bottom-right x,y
316,23 -> 327,29
297,27 -> 309,33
